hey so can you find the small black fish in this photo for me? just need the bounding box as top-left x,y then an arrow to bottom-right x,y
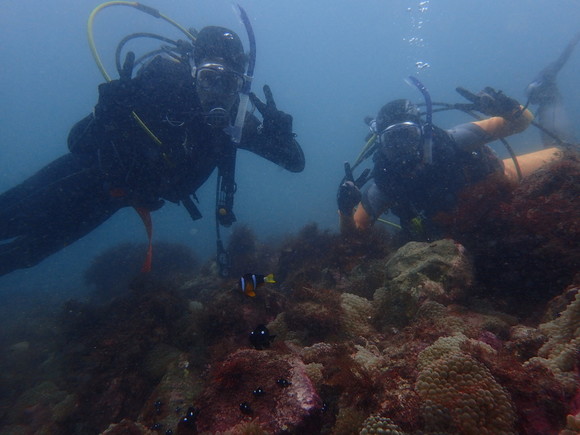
154,399 -> 162,414
252,387 -> 265,397
276,378 -> 291,388
177,407 -> 199,430
240,402 -> 253,415
249,324 -> 276,350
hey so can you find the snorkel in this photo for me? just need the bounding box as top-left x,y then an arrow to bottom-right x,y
229,4 -> 256,144
406,76 -> 433,164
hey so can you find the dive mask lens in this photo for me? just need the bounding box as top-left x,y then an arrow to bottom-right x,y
379,122 -> 423,163
196,66 -> 244,96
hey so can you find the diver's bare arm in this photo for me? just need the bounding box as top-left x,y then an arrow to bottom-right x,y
339,200 -> 384,235
449,108 -> 533,153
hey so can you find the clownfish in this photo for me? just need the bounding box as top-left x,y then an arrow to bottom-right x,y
238,273 -> 275,297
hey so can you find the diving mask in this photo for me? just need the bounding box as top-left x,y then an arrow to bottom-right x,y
379,121 -> 423,165
195,63 -> 245,96
195,63 -> 245,128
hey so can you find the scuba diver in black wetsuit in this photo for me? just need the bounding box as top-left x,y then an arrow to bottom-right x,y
337,81 -> 564,242
0,14 -> 304,278
525,32 -> 580,147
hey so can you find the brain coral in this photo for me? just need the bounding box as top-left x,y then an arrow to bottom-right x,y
359,414 -> 406,434
527,287 -> 580,394
373,239 -> 473,329
340,293 -> 376,337
415,334 -> 516,434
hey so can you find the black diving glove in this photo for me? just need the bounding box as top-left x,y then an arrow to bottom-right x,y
456,86 -> 522,119
337,181 -> 361,215
337,162 -> 370,215
250,85 -> 294,140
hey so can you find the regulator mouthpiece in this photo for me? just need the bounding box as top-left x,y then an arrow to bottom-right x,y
205,107 -> 229,128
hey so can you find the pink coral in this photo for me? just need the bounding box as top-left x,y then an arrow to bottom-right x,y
195,348 -> 322,433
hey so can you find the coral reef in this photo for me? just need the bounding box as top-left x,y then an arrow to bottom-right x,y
561,411 -> 580,435
226,223 -> 279,279
416,334 -> 516,434
276,222 -> 392,290
282,287 -> 344,345
56,287 -> 199,434
85,241 -> 199,302
228,224 -> 261,277
0,153 -> 578,434
194,348 -> 323,433
442,151 -> 580,318
101,419 -> 155,434
340,293 -> 376,338
373,239 -> 473,330
360,414 -> 406,434
527,287 -> 580,395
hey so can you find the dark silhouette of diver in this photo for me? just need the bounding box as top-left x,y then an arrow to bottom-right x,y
525,32 -> 580,146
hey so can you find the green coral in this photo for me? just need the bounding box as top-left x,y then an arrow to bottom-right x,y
359,414 -> 406,434
341,293 -> 376,337
416,334 -> 515,434
527,288 -> 580,394
304,362 -> 324,386
415,301 -> 470,335
373,240 -> 473,329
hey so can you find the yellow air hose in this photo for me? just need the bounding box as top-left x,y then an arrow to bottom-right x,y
87,1 -> 197,147
351,133 -> 377,171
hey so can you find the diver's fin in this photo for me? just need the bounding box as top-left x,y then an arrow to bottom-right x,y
526,32 -> 580,104
526,32 -> 580,146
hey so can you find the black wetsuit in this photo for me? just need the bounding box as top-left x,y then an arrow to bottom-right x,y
362,125 -> 502,240
0,55 -> 304,276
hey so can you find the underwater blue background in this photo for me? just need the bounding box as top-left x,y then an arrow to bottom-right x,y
0,0 -> 579,302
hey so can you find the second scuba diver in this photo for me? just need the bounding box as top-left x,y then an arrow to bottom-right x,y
337,84 -> 564,241
0,21 -> 305,278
